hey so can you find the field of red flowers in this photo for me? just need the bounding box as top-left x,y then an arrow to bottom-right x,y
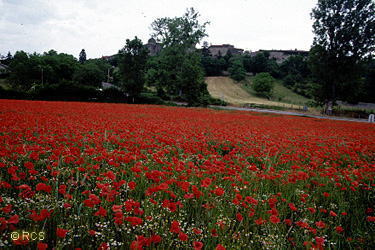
0,99 -> 374,249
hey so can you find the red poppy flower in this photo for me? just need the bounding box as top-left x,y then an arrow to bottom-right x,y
178,232 -> 188,241
193,241 -> 203,250
56,228 -> 69,238
94,207 -> 107,217
335,226 -> 344,233
270,215 -> 280,224
37,242 -> 48,250
236,213 -> 243,222
315,221 -> 326,229
170,220 -> 180,233
216,244 -> 226,250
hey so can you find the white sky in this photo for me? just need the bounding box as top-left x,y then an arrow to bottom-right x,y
0,0 -> 317,59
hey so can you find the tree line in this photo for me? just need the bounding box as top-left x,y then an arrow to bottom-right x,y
0,8 -> 221,106
1,0 -> 374,109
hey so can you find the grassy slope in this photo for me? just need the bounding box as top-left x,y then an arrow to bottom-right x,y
206,76 -> 311,109
0,79 -> 10,90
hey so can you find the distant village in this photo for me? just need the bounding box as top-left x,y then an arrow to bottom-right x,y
144,38 -> 308,64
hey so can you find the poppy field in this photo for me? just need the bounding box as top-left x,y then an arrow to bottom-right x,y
0,99 -> 374,249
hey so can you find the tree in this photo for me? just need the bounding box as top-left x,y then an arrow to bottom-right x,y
73,62 -> 104,87
280,55 -> 310,79
200,43 -> 225,76
1,52 -> 13,65
228,57 -> 246,82
41,51 -> 78,84
118,37 -> 148,100
363,58 -> 375,103
79,49 -> 87,64
151,8 -> 209,49
148,8 -> 210,106
248,52 -> 269,75
310,0 -> 375,107
8,51 -> 32,89
252,72 -> 275,99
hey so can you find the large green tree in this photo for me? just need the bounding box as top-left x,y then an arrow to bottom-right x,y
309,0 -> 375,106
73,62 -> 104,87
118,37 -> 148,100
148,8 -> 210,106
8,51 -> 34,89
228,57 -> 246,82
151,8 -> 209,49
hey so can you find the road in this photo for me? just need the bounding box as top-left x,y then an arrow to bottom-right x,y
209,105 -> 372,123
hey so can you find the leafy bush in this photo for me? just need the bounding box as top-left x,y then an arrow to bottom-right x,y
0,85 -> 27,99
30,81 -> 99,101
208,96 -> 227,106
100,87 -> 125,101
252,72 -> 275,98
137,92 -> 165,105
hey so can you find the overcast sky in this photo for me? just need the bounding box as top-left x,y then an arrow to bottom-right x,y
0,0 -> 317,59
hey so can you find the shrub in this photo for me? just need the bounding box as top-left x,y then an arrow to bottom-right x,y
0,85 -> 27,99
30,81 -> 99,101
100,87 -> 125,102
252,73 -> 275,99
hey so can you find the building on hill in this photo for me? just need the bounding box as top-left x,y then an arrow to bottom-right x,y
208,44 -> 244,57
251,49 -> 309,64
145,38 -> 162,56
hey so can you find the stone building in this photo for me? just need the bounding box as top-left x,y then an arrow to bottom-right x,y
208,44 -> 244,57
251,49 -> 309,64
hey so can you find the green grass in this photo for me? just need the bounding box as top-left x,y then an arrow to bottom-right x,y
0,79 -> 11,90
242,77 -> 312,106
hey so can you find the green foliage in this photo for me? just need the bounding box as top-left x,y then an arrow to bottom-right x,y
200,55 -> 225,76
30,81 -> 99,101
228,57 -> 246,82
0,52 -> 13,65
79,49 -> 87,64
0,85 -> 27,99
151,7 -> 209,49
248,52 -> 269,75
41,50 -> 78,83
73,62 -> 104,87
252,73 -> 275,99
243,52 -> 280,77
137,92 -> 165,105
118,37 -> 149,99
8,51 -> 32,89
280,56 -> 314,98
8,50 -> 80,90
363,58 -> 375,103
310,0 -> 375,104
147,8 -> 211,106
280,55 -> 310,79
100,87 -> 125,102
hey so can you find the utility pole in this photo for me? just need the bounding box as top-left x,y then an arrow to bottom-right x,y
40,66 -> 44,85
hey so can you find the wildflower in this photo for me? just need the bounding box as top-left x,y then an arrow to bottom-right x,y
56,228 -> 69,238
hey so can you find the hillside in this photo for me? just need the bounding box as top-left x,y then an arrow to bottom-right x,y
206,76 -> 311,109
